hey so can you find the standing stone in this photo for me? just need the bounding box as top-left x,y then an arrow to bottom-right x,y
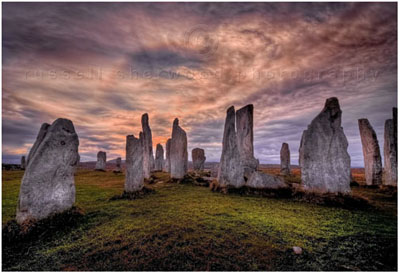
211,163 -> 219,178
246,171 -> 287,189
384,118 -> 397,186
16,118 -> 79,224
218,106 -> 245,188
155,144 -> 164,171
125,134 -> 144,192
114,157 -> 122,173
95,151 -> 106,171
236,104 -> 259,179
393,107 -> 397,155
142,113 -> 155,179
170,118 -> 188,179
164,138 -> 171,173
192,148 -> 206,171
27,123 -> 50,165
299,97 -> 351,194
280,143 -> 291,175
358,119 -> 383,186
21,156 -> 26,170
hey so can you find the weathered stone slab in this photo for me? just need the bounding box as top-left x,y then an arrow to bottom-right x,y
155,143 -> 164,171
125,134 -> 144,192
170,119 -> 188,179
236,104 -> 259,179
211,163 -> 219,178
164,138 -> 171,173
192,148 -> 206,171
142,113 -> 154,179
280,143 -> 290,175
299,97 -> 351,194
21,156 -> 26,170
95,151 -> 106,171
114,157 -> 122,173
16,118 -> 80,224
358,119 -> 382,186
246,171 -> 287,189
218,106 -> 245,188
384,117 -> 397,186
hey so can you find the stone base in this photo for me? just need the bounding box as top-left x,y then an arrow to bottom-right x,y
3,206 -> 84,244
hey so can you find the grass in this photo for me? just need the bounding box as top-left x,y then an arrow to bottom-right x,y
2,169 -> 397,271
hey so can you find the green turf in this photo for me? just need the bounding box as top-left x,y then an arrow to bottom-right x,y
2,169 -> 397,271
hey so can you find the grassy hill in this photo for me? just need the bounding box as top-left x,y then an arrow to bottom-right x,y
2,169 -> 397,271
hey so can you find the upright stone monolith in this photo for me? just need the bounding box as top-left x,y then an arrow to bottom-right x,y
358,119 -> 382,186
299,97 -> 351,194
125,134 -> 144,192
236,104 -> 259,179
155,144 -> 164,171
218,106 -> 245,188
142,113 -> 155,179
192,148 -> 206,171
21,156 -> 26,170
164,138 -> 171,173
95,151 -> 106,171
280,143 -> 290,175
16,118 -> 80,224
170,119 -> 188,179
384,116 -> 397,186
114,157 -> 122,173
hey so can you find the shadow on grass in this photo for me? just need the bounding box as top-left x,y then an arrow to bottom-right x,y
2,207 -> 86,270
109,187 -> 156,201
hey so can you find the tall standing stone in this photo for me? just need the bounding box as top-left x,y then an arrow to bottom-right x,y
16,118 -> 80,224
299,97 -> 351,194
170,118 -> 188,179
95,151 -> 106,171
125,134 -> 144,192
142,113 -> 155,179
393,107 -> 397,155
358,119 -> 382,186
27,123 -> 50,165
192,148 -> 206,171
21,156 -> 26,170
114,157 -> 122,173
164,138 -> 171,173
236,104 -> 259,179
155,144 -> 164,171
280,143 -> 290,175
384,117 -> 397,186
218,106 -> 245,188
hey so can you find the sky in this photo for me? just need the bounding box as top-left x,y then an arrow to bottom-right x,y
2,2 -> 397,166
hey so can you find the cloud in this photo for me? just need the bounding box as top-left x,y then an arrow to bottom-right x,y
2,2 -> 397,167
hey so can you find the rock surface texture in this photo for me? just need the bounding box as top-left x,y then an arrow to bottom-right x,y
358,119 -> 382,186
141,113 -> 155,179
155,144 -> 164,171
192,148 -> 206,171
16,118 -> 80,224
218,106 -> 245,188
114,157 -> 122,173
299,97 -> 351,194
236,104 -> 259,179
125,134 -> 144,192
170,119 -> 188,179
280,143 -> 290,175
245,171 -> 287,189
95,151 -> 106,171
21,156 -> 26,170
164,138 -> 171,173
384,110 -> 397,186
